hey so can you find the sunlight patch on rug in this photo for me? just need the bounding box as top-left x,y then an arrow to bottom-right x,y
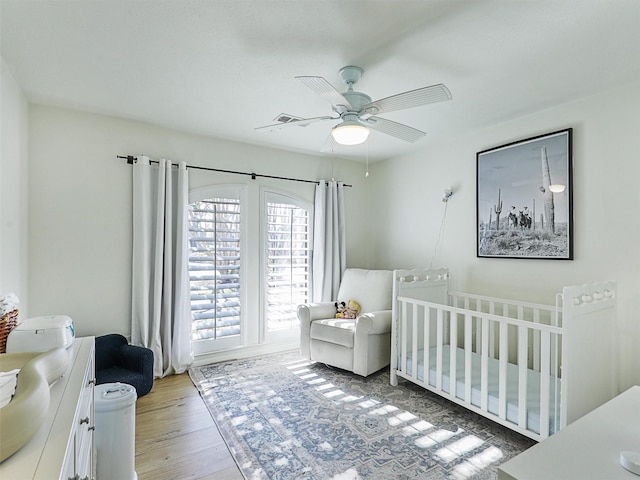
189,351 -> 534,479
330,468 -> 362,480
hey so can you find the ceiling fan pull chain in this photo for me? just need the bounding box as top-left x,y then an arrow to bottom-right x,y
365,140 -> 370,178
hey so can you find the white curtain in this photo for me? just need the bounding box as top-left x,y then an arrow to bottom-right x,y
312,180 -> 346,302
131,156 -> 193,377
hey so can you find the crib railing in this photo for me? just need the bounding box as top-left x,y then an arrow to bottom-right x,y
395,295 -> 563,440
449,291 -> 561,372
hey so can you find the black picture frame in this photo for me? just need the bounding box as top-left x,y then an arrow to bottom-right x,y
477,128 -> 573,259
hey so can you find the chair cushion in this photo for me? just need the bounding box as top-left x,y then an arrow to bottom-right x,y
337,269 -> 392,312
310,319 -> 356,348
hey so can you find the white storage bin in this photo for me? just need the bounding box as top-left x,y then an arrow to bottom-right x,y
5,315 -> 75,353
95,382 -> 138,480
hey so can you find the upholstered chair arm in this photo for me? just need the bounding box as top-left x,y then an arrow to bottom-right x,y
353,310 -> 393,377
298,302 -> 337,358
120,344 -> 154,374
118,344 -> 155,396
354,310 -> 392,335
298,302 -> 338,322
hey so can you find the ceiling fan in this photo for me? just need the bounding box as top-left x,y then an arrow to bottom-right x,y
256,65 -> 452,147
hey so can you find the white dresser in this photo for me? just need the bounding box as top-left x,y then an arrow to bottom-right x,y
498,385 -> 640,480
0,337 -> 95,480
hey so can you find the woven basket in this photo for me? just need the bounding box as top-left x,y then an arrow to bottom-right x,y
0,309 -> 18,353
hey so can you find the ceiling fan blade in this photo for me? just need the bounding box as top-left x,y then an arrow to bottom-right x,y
255,115 -> 336,131
296,76 -> 352,109
363,83 -> 452,115
364,116 -> 426,143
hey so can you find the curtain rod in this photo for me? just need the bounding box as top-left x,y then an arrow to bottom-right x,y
118,155 -> 352,187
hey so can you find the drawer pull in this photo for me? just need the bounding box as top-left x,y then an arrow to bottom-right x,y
88,425 -> 96,431
80,417 -> 90,425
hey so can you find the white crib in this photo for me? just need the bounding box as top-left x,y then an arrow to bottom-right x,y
390,268 -> 617,441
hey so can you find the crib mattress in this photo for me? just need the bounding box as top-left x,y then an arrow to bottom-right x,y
403,346 -> 560,435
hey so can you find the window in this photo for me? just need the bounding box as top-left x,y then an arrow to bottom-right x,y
188,193 -> 241,350
187,185 -> 311,356
264,193 -> 312,337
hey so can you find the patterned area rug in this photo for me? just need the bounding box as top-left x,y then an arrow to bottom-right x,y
189,351 -> 534,480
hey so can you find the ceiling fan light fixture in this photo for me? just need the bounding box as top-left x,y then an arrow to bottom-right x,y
331,121 -> 370,145
549,184 -> 566,193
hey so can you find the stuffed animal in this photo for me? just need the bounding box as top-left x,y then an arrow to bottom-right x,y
335,301 -> 347,318
342,299 -> 361,319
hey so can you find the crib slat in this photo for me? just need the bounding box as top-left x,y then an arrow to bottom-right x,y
499,321 -> 508,420
464,314 -> 473,403
551,332 -> 560,434
424,306 -> 431,386
533,308 -> 541,371
412,303 -> 418,381
494,303 -> 501,362
518,325 -> 528,429
539,330 -> 551,438
436,308 -> 444,390
481,317 -> 489,411
450,312 -> 458,397
401,301 -> 408,374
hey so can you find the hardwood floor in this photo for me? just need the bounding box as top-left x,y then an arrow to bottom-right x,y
135,372 -> 244,480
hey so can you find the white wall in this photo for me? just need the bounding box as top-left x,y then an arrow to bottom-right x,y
368,80 -> 640,390
22,77 -> 640,386
28,105 -> 370,337
0,57 -> 29,312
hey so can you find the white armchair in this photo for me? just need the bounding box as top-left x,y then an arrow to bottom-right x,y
298,268 -> 393,377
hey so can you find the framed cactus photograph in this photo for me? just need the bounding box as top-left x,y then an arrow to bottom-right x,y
476,128 -> 573,259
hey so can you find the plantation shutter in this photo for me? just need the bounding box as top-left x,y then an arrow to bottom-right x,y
266,200 -> 311,332
188,197 -> 241,340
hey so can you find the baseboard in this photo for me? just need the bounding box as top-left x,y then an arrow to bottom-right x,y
192,340 -> 299,367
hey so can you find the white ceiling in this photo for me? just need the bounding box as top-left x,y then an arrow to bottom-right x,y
2,0 -> 639,162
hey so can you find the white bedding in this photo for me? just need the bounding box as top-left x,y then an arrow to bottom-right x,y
404,345 -> 561,435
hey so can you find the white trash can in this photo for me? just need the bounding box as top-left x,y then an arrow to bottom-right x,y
95,382 -> 138,480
